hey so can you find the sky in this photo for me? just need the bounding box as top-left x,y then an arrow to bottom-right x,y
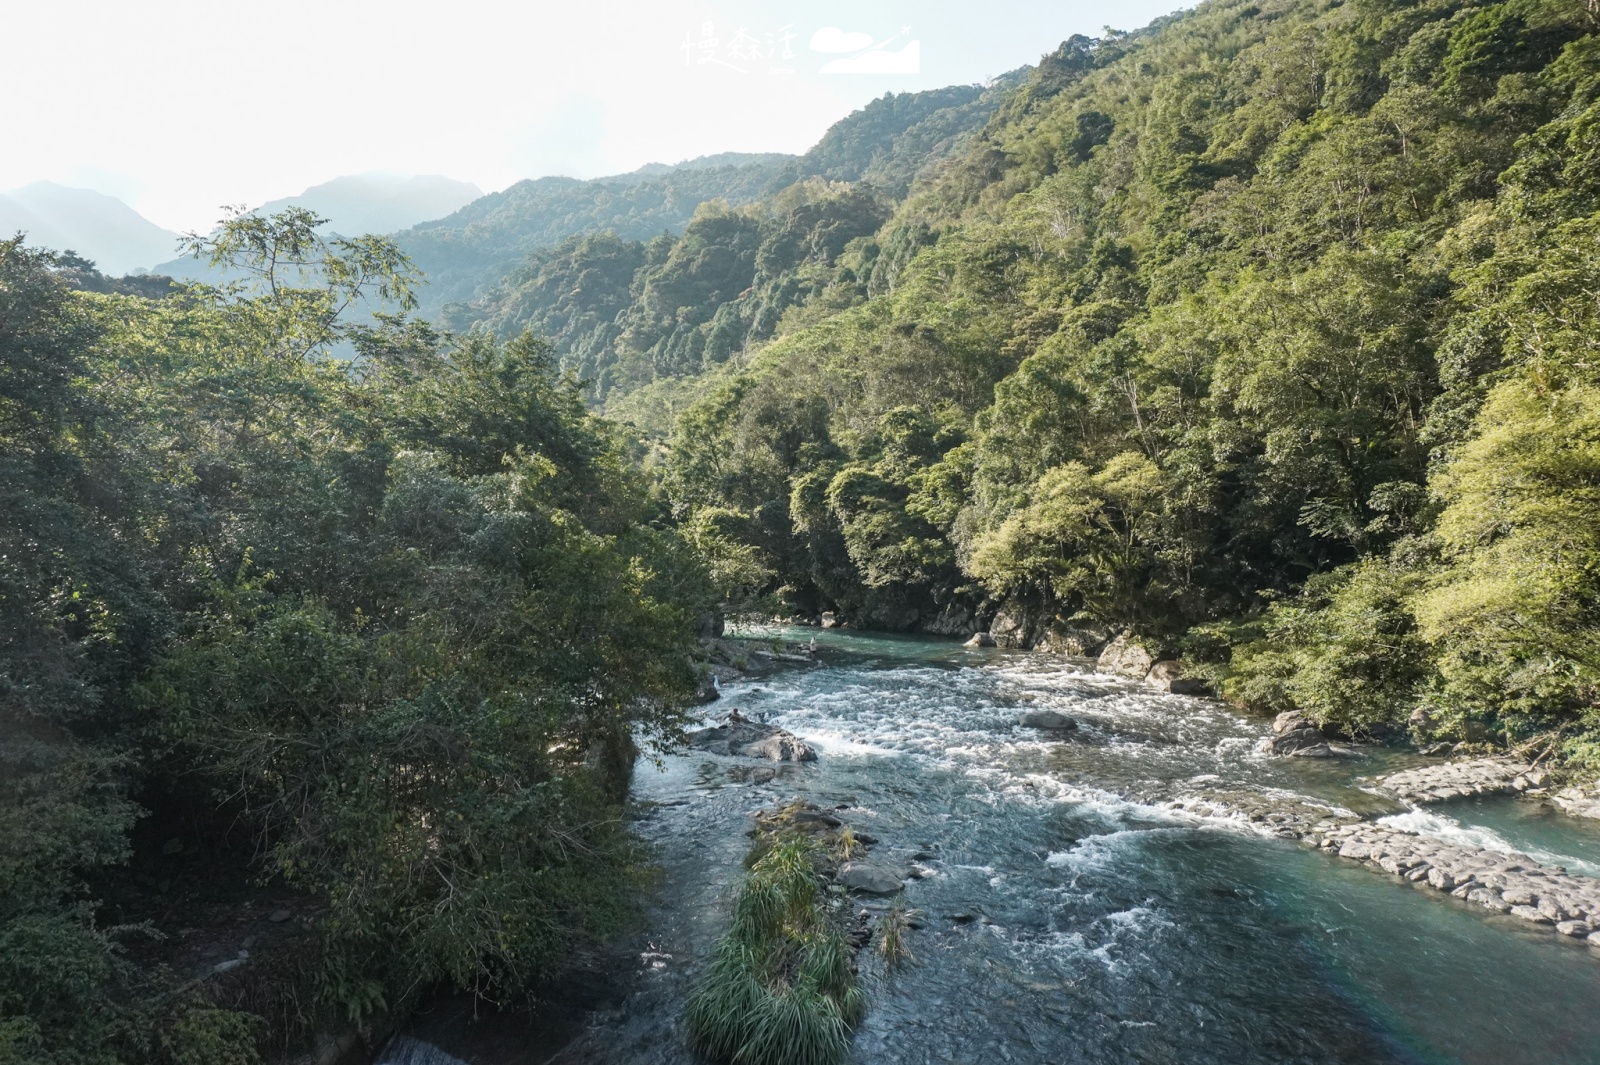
4,0 -> 1186,233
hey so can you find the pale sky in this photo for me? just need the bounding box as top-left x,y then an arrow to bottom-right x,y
4,0 -> 1186,233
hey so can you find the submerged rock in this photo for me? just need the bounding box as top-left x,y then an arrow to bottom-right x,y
1019,710 -> 1078,732
837,861 -> 905,895
685,715 -> 817,762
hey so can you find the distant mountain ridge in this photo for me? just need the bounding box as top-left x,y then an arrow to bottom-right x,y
253,173 -> 482,238
0,182 -> 182,275
401,82 -> 1021,320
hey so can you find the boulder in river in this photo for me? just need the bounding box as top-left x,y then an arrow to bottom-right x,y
964,632 -> 997,648
1019,710 -> 1078,732
1097,633 -> 1155,680
1146,660 -> 1210,696
820,611 -> 840,628
686,715 -> 817,762
837,861 -> 905,895
1266,711 -> 1332,757
1552,783 -> 1600,820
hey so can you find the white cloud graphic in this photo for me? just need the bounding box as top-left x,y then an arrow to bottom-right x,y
809,27 -> 876,54
819,40 -> 921,74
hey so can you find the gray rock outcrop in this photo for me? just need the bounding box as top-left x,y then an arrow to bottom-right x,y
1146,659 -> 1210,696
1096,633 -> 1155,680
1553,783 -> 1600,820
686,717 -> 817,762
837,861 -> 905,895
1019,710 -> 1078,731
1034,625 -> 1111,657
1263,711 -> 1332,757
964,632 -> 997,648
989,610 -> 1028,648
1372,756 -> 1539,804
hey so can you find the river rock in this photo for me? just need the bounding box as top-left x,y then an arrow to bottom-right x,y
837,861 -> 904,895
1552,783 -> 1600,820
1372,756 -> 1532,804
1097,633 -> 1154,680
820,612 -> 840,628
1019,710 -> 1078,731
1557,920 -> 1591,937
686,717 -> 817,761
1266,711 -> 1332,757
1146,660 -> 1210,696
964,632 -> 997,648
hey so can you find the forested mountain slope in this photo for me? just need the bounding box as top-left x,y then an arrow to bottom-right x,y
438,78 -> 1023,379
655,0 -> 1600,755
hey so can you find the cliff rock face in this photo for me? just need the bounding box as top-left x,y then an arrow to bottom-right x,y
989,609 -> 1030,648
922,601 -> 977,636
1035,624 -> 1111,657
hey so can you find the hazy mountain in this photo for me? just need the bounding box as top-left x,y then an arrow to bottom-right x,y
396,154 -> 799,317
252,173 -> 483,237
399,81 -> 1017,321
0,182 -> 183,275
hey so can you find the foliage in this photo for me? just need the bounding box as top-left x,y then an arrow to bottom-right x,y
684,835 -> 865,1065
0,210 -> 711,1060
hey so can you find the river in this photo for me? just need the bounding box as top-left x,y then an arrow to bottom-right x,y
394,628 -> 1600,1065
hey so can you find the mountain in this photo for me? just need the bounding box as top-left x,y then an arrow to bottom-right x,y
395,154 -> 798,318
0,182 -> 182,275
252,173 -> 482,237
438,79 -> 1022,362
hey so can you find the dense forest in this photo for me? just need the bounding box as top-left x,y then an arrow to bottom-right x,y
0,215 -> 713,1062
512,0 -> 1598,758
8,0 -> 1600,1059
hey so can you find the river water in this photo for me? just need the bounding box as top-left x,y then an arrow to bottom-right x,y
411,629 -> 1600,1065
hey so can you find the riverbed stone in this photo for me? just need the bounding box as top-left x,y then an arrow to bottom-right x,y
1096,633 -> 1154,680
1557,920 -> 1591,937
686,717 -> 818,761
1552,783 -> 1600,820
837,862 -> 904,895
1266,711 -> 1333,757
1510,905 -> 1553,924
1019,710 -> 1078,731
1146,660 -> 1210,696
964,632 -> 996,648
1372,756 -> 1532,804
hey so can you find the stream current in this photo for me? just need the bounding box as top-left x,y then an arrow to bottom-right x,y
423,629 -> 1600,1065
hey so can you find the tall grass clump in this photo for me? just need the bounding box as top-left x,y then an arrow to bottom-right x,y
684,835 -> 865,1065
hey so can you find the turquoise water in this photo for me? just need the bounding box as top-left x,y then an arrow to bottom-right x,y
557,629 -> 1600,1065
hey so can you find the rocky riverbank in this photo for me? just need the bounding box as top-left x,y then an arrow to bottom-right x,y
1313,821 -> 1600,947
